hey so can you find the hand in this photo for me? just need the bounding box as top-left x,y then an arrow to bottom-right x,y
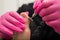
13,12 -> 30,40
34,0 -> 60,33
0,11 -> 26,39
33,0 -> 42,14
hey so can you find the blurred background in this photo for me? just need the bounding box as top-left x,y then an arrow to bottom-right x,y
0,0 -> 34,15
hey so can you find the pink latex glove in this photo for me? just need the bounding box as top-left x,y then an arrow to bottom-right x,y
33,0 -> 60,33
0,11 -> 26,38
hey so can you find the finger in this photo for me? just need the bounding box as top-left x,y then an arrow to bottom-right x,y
5,14 -> 25,30
33,0 -> 38,9
0,24 -> 13,36
42,11 -> 60,21
34,3 -> 43,14
1,18 -> 23,32
0,32 -> 4,38
33,0 -> 42,9
42,0 -> 54,8
39,4 -> 58,17
0,32 -> 9,38
8,11 -> 25,24
46,19 -> 60,32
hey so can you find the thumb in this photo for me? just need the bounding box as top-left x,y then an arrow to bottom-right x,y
33,0 -> 43,9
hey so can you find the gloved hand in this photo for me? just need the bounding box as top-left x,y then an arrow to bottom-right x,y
13,12 -> 30,40
0,11 -> 26,39
33,0 -> 60,33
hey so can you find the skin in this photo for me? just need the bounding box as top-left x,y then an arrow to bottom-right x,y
13,12 -> 31,40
